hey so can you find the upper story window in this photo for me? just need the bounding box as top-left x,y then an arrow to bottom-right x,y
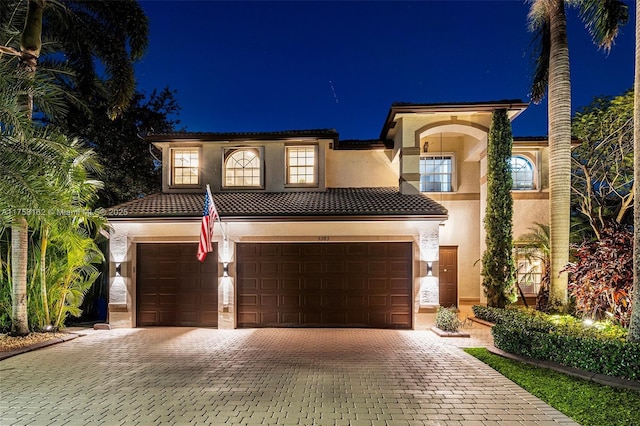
511,155 -> 535,190
171,148 -> 199,185
224,148 -> 262,188
420,154 -> 454,192
286,145 -> 317,186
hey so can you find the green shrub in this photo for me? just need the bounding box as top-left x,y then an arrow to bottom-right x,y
472,305 -> 551,332
472,305 -> 627,339
473,305 -> 638,380
492,324 -> 640,380
435,306 -> 460,332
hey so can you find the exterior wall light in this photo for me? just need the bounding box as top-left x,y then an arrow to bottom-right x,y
115,263 -> 122,276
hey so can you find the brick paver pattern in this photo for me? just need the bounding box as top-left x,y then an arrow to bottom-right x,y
0,328 -> 579,425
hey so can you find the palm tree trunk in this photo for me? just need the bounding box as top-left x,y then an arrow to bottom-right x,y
629,3 -> 640,342
10,216 -> 29,336
9,0 -> 45,335
546,0 -> 571,311
40,226 -> 50,326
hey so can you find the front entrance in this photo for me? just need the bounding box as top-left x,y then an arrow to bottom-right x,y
439,246 -> 458,307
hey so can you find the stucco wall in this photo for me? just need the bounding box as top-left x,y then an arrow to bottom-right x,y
325,149 -> 398,188
513,198 -> 550,239
438,199 -> 482,301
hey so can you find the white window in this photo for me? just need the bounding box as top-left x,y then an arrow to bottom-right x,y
511,155 -> 535,190
286,146 -> 317,185
515,247 -> 542,295
171,148 -> 199,185
420,155 -> 454,192
224,148 -> 262,187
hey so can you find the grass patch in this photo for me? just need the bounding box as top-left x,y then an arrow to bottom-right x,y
464,348 -> 640,426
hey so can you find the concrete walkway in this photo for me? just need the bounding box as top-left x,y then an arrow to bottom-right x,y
0,327 -> 578,426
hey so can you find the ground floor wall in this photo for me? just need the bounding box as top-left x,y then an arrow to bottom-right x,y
107,219 -> 444,329
437,195 -> 550,306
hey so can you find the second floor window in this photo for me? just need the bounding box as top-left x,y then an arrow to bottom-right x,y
224,148 -> 262,187
286,146 -> 316,185
511,155 -> 535,190
420,155 -> 454,192
172,149 -> 199,185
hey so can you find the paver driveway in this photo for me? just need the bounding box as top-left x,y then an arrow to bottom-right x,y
0,328 -> 578,425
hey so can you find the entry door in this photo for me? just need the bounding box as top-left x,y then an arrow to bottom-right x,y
439,246 -> 458,307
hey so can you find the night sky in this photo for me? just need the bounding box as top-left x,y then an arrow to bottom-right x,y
135,1 -> 636,140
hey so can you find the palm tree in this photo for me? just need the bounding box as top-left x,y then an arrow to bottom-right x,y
528,0 -> 628,312
0,0 -> 148,118
31,139 -> 106,329
0,0 -> 147,335
0,61 -> 74,335
630,4 -> 640,342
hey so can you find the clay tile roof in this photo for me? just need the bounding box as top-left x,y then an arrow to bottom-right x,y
391,99 -> 525,107
334,139 -> 393,150
107,188 -> 448,220
143,129 -> 339,141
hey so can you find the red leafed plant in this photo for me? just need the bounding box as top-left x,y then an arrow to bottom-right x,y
562,224 -> 633,327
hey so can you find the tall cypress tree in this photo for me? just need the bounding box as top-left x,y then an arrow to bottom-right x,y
482,108 -> 517,308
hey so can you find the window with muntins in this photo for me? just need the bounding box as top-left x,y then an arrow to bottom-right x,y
420,155 -> 453,192
286,146 -> 316,185
224,148 -> 261,187
515,247 -> 543,295
511,155 -> 535,190
172,149 -> 199,185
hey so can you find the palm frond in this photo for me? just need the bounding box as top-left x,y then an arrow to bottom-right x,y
578,0 -> 629,52
528,1 -> 551,104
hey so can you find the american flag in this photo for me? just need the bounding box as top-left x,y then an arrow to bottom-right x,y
197,189 -> 218,262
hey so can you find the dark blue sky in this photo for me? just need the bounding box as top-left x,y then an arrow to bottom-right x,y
135,1 -> 635,140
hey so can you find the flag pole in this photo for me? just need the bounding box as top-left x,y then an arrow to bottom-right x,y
206,184 -> 227,241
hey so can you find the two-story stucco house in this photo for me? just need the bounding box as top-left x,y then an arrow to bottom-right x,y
106,99 -> 549,329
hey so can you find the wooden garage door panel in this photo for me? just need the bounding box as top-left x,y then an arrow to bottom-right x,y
136,243 -> 218,327
237,242 -> 412,329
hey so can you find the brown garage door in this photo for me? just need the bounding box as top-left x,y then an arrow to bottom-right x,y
137,243 -> 218,327
237,242 -> 412,329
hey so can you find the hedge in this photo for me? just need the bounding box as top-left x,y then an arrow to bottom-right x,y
473,305 -> 640,381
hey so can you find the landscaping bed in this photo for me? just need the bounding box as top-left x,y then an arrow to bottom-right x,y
472,305 -> 640,381
0,332 -> 69,352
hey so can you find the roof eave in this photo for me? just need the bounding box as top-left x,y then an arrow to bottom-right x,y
144,131 -> 340,144
107,214 -> 448,222
379,100 -> 529,140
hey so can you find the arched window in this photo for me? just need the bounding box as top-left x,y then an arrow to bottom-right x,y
224,148 -> 261,187
510,155 -> 535,190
